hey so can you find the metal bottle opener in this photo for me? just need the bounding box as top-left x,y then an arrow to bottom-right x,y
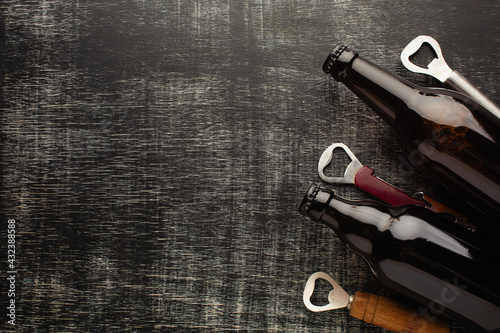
303,272 -> 351,312
303,272 -> 450,333
401,35 -> 500,123
318,143 -> 475,231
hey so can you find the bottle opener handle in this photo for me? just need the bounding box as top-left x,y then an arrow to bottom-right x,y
354,167 -> 426,207
445,71 -> 500,123
350,292 -> 449,333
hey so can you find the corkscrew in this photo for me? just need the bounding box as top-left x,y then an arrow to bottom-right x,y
400,35 -> 500,123
318,143 -> 475,231
303,272 -> 449,333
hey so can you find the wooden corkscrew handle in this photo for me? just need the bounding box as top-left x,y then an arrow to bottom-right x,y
349,292 -> 449,333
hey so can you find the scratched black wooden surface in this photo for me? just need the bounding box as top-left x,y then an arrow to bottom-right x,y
1,1 -> 499,332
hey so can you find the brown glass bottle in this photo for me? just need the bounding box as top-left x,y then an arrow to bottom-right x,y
300,184 -> 500,333
323,45 -> 500,219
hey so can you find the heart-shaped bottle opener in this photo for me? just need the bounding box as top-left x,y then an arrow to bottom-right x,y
303,272 -> 450,332
303,271 -> 351,312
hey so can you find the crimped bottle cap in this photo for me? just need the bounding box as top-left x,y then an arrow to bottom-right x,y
322,45 -> 347,74
299,183 -> 322,215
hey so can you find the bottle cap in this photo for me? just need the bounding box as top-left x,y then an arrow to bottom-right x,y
322,45 -> 347,74
299,183 -> 322,215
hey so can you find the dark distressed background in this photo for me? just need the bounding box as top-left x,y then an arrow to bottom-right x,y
1,1 -> 499,332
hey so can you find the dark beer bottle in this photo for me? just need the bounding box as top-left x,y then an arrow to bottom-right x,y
323,45 -> 500,219
299,184 -> 500,333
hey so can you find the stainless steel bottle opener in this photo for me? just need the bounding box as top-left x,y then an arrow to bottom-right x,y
401,35 -> 500,122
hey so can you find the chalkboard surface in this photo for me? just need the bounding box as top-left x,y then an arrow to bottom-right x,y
1,1 -> 499,332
